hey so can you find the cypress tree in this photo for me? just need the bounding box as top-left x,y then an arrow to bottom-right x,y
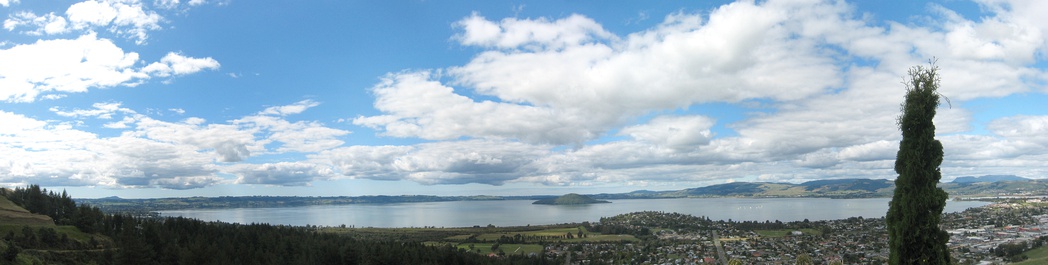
886,62 -> 950,264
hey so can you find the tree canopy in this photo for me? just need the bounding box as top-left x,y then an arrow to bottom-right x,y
886,62 -> 951,264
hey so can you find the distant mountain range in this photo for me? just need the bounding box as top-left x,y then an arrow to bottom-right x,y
588,175 -> 1044,199
79,175 -> 1045,212
952,175 -> 1029,183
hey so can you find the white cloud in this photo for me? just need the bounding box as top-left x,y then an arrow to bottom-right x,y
354,71 -> 605,145
453,12 -> 615,51
259,100 -> 320,116
4,0 -> 213,43
234,101 -> 350,153
619,115 -> 715,150
50,102 -> 134,119
317,140 -> 549,185
0,34 -> 220,103
5,0 -> 1048,189
359,2 -> 844,146
837,140 -> 897,162
989,115 -> 1048,145
352,0 -> 1048,186
0,100 -> 351,189
0,34 -> 145,102
65,0 -> 163,44
3,12 -> 70,35
142,52 -> 220,77
227,162 -> 332,186
0,0 -> 19,7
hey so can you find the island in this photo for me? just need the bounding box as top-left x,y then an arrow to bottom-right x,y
533,193 -> 611,205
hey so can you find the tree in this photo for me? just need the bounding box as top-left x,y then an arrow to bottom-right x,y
796,253 -> 813,265
886,62 -> 951,264
2,244 -> 19,261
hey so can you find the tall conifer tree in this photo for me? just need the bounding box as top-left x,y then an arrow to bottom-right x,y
886,62 -> 950,264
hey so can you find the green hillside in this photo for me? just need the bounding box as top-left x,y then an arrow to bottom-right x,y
533,193 -> 610,205
0,195 -> 54,226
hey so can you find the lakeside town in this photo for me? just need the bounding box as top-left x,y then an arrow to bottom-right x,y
533,198 -> 1048,265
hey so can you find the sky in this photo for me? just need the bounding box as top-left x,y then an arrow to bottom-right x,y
1,0 -> 1047,199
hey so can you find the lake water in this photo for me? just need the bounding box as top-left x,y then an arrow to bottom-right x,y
159,198 -> 989,228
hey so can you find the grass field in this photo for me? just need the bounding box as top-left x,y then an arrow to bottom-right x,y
445,226 -> 638,243
1014,244 -> 1048,265
754,228 -> 822,238
0,196 -> 56,226
456,243 -> 545,256
0,195 -> 29,213
0,225 -> 99,243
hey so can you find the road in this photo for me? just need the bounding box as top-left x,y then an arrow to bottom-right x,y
712,230 -> 727,265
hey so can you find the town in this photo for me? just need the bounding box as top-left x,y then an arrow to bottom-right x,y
527,198 -> 1048,265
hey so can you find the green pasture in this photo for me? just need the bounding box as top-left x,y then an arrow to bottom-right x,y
0,224 -> 100,244
753,228 -> 822,238
445,226 -> 638,243
1014,244 -> 1048,265
456,243 -> 544,256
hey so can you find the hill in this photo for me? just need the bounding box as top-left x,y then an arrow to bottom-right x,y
952,175 -> 1029,183
533,193 -> 610,205
0,194 -> 55,226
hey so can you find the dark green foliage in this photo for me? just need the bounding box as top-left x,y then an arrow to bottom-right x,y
532,193 -> 609,205
2,244 -> 19,261
3,185 -> 545,265
994,241 -> 1029,262
886,63 -> 951,264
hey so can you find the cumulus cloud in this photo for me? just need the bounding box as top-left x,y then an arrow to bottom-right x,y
317,140 -> 549,185
988,115 -> 1048,145
142,52 -> 220,77
0,100 -> 349,189
453,12 -> 615,51
350,0 -> 1048,186
353,71 -> 605,145
65,0 -> 162,44
6,0 -> 1048,189
227,162 -> 332,186
3,12 -> 70,35
358,2 -> 843,146
0,34 -> 220,103
234,101 -> 350,153
0,34 -> 145,102
620,115 -> 715,150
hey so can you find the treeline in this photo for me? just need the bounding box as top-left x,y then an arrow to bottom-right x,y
993,236 -> 1048,262
3,185 -> 106,233
3,185 -> 545,265
590,211 -> 713,236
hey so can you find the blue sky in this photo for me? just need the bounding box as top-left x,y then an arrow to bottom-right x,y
2,0 -> 1047,198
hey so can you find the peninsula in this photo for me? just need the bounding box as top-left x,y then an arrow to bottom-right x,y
533,193 -> 611,205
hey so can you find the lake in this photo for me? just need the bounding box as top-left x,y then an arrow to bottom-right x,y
160,198 -> 989,228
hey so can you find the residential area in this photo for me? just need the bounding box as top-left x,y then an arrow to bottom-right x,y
543,198 -> 1048,265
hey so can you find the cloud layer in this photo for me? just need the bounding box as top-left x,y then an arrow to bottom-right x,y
351,0 -> 1048,186
3,0 -> 1048,190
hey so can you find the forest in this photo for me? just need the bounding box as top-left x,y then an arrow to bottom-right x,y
0,185 -> 545,265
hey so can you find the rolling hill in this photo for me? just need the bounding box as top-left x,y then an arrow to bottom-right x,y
0,194 -> 55,226
952,175 -> 1029,183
